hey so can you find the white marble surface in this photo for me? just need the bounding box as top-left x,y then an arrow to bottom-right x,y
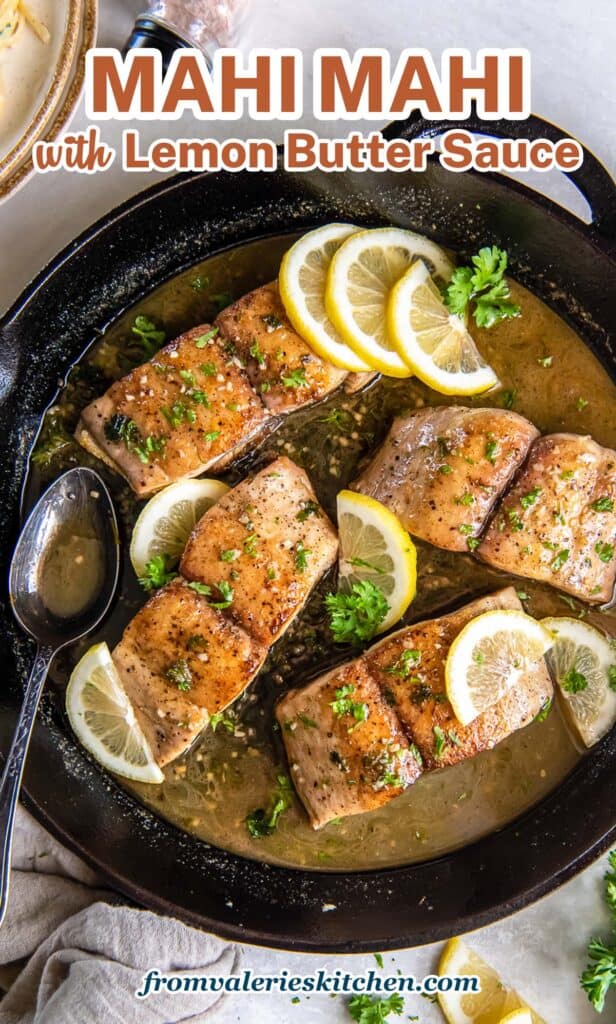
1,1 -> 615,1020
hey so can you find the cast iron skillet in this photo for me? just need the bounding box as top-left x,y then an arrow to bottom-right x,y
1,112 -> 615,952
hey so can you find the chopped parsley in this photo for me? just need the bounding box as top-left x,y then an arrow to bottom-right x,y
502,389 -> 517,409
591,497 -> 614,513
249,338 -> 266,367
329,684 -> 369,727
195,326 -> 219,349
576,396 -> 589,411
281,367 -> 308,389
261,313 -> 282,331
138,555 -> 177,591
320,408 -> 353,432
507,509 -> 524,532
347,992 -> 405,1024
560,470 -> 575,480
186,633 -> 207,651
165,659 -> 192,692
203,430 -> 221,443
455,492 -> 475,506
551,549 -> 570,572
187,580 -> 234,608
562,667 -> 588,693
245,774 -> 293,839
243,533 -> 259,557
384,649 -> 421,679
296,500 -> 321,522
131,315 -> 166,357
162,401 -> 196,428
433,725 -> 447,759
438,463 -> 453,474
534,697 -> 553,723
609,666 -> 616,692
443,246 -> 520,328
209,712 -> 236,733
200,361 -> 217,376
485,436 -> 499,464
220,548 -> 240,562
325,580 -> 389,645
520,486 -> 542,509
295,540 -> 310,573
595,542 -> 614,563
581,850 -> 616,1011
537,355 -> 553,368
103,414 -> 166,464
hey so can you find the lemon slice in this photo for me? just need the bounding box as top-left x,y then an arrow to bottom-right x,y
279,223 -> 371,372
388,260 -> 499,394
325,227 -> 454,377
445,610 -> 553,726
542,617 -> 616,747
438,937 -> 545,1024
336,489 -> 417,633
498,1012 -> 533,1024
130,477 -> 230,577
66,643 -> 164,783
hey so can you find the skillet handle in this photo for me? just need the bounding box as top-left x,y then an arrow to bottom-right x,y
382,110 -> 616,243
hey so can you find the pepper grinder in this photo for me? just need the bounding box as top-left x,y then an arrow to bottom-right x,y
124,0 -> 253,70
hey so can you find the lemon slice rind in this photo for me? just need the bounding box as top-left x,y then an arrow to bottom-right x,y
129,477 -> 230,578
66,642 -> 164,784
325,227 -> 454,377
279,223 -> 371,372
336,489 -> 417,633
387,260 -> 499,395
542,616 -> 616,747
445,610 -> 553,726
438,937 -> 545,1024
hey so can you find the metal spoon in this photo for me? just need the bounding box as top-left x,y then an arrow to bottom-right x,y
2,467 -> 119,926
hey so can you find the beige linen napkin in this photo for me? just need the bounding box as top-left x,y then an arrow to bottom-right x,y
0,805 -> 240,1023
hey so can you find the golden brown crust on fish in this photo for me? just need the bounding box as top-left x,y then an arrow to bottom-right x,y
365,587 -> 552,769
353,406 -> 539,552
215,282 -> 347,414
77,325 -> 269,496
275,659 -> 421,829
478,434 -> 616,604
180,456 -> 338,646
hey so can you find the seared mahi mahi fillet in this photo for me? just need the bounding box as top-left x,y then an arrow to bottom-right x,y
353,407 -> 539,551
478,434 -> 616,604
114,580 -> 267,765
275,660 -> 421,829
277,587 -> 552,827
215,282 -> 347,414
365,587 -> 552,770
181,456 -> 338,646
113,457 -> 336,766
77,325 -> 269,497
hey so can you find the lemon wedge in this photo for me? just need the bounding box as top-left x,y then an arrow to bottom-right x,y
278,223 -> 371,372
336,489 -> 417,633
498,1011 -> 533,1024
129,477 -> 229,578
445,610 -> 553,726
388,259 -> 499,394
66,642 -> 164,783
438,937 -> 546,1024
542,617 -> 616,747
325,227 -> 454,377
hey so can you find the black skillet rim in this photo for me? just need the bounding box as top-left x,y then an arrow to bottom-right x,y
1,139 -> 616,953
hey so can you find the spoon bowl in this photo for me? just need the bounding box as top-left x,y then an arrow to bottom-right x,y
1,467 -> 119,927
10,467 -> 120,648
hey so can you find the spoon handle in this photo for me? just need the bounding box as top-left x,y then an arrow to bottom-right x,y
0,644 -> 54,927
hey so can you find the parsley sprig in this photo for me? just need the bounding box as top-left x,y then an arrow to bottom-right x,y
347,992 -> 405,1023
444,246 -> 521,328
138,555 -> 178,591
581,850 -> 616,1012
325,580 -> 389,645
245,775 -> 293,839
